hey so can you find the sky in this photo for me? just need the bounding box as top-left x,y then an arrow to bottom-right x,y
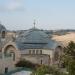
0,0 -> 75,30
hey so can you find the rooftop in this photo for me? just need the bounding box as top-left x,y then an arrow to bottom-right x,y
16,28 -> 59,50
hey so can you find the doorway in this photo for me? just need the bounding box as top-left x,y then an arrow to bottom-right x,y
5,67 -> 8,74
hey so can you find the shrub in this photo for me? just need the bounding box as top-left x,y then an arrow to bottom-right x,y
31,65 -> 67,75
15,59 -> 40,70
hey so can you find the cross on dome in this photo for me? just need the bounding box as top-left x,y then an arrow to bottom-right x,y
33,20 -> 36,28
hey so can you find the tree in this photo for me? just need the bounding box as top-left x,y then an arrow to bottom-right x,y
63,41 -> 75,75
31,65 -> 66,75
31,65 -> 49,75
15,59 -> 39,70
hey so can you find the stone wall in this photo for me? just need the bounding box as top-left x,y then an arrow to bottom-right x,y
0,55 -> 15,74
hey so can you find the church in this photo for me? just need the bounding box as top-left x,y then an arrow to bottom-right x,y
0,23 -> 63,74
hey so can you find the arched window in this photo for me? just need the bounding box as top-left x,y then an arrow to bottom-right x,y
54,51 -> 59,61
32,50 -> 35,54
2,30 -> 6,38
10,52 -> 15,61
40,50 -> 42,54
4,45 -> 16,61
56,46 -> 62,52
41,59 -> 43,64
36,50 -> 38,54
29,50 -> 31,54
54,46 -> 62,62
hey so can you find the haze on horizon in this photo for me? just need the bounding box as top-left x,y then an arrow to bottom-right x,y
0,0 -> 75,30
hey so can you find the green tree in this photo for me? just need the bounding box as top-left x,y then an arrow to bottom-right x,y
63,41 -> 75,75
15,59 -> 39,70
31,65 -> 48,75
31,65 -> 66,75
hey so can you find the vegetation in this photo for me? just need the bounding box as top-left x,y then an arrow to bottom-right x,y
31,65 -> 66,75
62,41 -> 75,75
31,41 -> 75,75
16,41 -> 75,75
15,59 -> 40,70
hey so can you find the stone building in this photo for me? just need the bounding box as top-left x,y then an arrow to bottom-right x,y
0,24 -> 63,74
0,24 -> 15,74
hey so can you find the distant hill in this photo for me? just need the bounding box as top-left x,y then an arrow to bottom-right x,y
52,32 -> 75,46
13,29 -> 75,36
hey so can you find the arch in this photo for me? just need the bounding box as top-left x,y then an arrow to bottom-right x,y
2,42 -> 21,63
4,45 -> 16,61
2,42 -> 18,53
4,45 -> 16,54
56,46 -> 63,51
54,46 -> 63,62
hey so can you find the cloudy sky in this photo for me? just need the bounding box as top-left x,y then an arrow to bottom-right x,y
0,0 -> 75,30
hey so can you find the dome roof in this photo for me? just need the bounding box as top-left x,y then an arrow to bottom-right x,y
0,24 -> 6,32
16,28 -> 59,50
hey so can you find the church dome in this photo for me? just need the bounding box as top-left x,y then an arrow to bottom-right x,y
16,28 -> 58,50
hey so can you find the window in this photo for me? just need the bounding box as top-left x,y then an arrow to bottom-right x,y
41,59 -> 43,64
11,52 -> 15,61
36,50 -> 38,54
12,36 -> 15,42
54,51 -> 59,61
32,50 -> 35,54
56,46 -> 62,53
29,50 -> 31,54
5,67 -> 8,74
2,31 -> 6,38
40,50 -> 42,54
